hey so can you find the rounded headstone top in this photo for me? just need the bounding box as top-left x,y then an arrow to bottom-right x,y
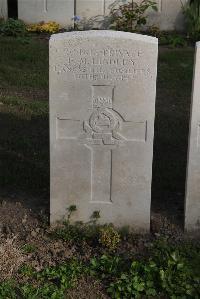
50,30 -> 158,44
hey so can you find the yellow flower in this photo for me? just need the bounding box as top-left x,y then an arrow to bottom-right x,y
99,225 -> 120,251
26,21 -> 60,34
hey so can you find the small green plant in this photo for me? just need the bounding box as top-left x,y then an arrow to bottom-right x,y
110,0 -> 157,32
0,18 -> 27,37
66,204 -> 77,221
50,205 -> 101,245
72,16 -> 81,31
19,259 -> 84,298
106,240 -> 200,298
90,210 -> 100,224
0,281 -> 17,298
183,0 -> 200,41
159,251 -> 199,298
0,239 -> 199,298
90,254 -> 122,279
147,25 -> 162,37
108,259 -> 159,298
20,264 -> 35,277
37,259 -> 83,287
21,244 -> 37,254
159,33 -> 187,48
52,222 -> 85,244
51,221 -> 101,246
99,225 -> 121,251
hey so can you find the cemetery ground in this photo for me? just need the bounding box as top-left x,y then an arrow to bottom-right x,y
0,36 -> 199,298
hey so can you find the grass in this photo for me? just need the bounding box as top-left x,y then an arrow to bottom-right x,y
152,47 -> 194,224
0,36 -> 195,224
0,35 -> 199,299
0,236 -> 199,298
0,37 -> 48,89
0,37 -> 49,198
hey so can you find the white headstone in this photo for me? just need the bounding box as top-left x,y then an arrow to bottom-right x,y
185,42 -> 200,232
50,31 -> 158,231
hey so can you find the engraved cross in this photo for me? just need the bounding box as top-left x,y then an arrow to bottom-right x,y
57,85 -> 147,204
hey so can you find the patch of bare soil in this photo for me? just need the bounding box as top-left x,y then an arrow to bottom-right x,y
0,199 -> 75,268
0,199 -> 110,297
0,197 -> 198,297
0,200 -> 41,238
67,276 -> 109,299
0,237 -> 25,280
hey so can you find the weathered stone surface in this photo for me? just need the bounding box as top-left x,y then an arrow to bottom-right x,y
50,31 -> 158,231
185,42 -> 200,232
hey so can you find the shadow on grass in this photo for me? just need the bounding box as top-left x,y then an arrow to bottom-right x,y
0,111 -> 49,213
151,100 -> 190,228
151,48 -> 194,229
0,46 -> 195,229
0,103 -> 191,227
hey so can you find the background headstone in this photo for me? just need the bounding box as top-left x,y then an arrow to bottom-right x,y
185,42 -> 200,232
0,0 -> 188,31
76,0 -> 187,31
0,0 -> 7,19
50,31 -> 158,231
18,0 -> 74,28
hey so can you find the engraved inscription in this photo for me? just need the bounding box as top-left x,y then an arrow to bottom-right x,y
52,47 -> 152,81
